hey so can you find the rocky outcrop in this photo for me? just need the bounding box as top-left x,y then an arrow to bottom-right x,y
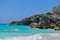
10,6 -> 60,30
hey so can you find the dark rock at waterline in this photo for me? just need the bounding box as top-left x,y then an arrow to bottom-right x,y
10,6 -> 60,30
10,18 -> 32,25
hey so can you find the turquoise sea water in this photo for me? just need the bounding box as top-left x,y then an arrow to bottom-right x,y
0,24 -> 60,38
0,24 -> 60,40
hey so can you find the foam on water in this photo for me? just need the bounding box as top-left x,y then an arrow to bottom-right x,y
0,25 -> 60,40
0,33 -> 60,40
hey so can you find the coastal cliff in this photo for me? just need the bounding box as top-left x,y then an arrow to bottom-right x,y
10,6 -> 60,30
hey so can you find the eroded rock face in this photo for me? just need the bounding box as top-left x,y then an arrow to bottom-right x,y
10,5 -> 60,30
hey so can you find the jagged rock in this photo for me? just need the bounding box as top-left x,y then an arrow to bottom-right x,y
10,18 -> 32,25
53,6 -> 60,15
10,21 -> 20,25
10,5 -> 60,30
53,6 -> 60,20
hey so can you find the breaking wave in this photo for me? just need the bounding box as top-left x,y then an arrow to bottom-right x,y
0,33 -> 60,40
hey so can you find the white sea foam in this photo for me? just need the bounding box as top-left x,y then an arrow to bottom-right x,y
0,34 -> 42,40
0,33 -> 60,40
10,29 -> 20,32
48,33 -> 59,37
4,29 -> 20,32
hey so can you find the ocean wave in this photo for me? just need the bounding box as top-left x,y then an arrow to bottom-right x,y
0,33 -> 60,40
0,34 -> 42,40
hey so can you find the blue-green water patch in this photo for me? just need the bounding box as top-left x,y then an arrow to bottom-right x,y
0,24 -> 60,37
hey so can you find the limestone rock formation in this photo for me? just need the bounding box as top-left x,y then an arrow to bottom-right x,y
10,5 -> 60,30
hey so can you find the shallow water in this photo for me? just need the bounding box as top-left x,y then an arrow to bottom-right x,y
0,24 -> 60,40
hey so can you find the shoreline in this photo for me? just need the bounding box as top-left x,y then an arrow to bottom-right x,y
0,33 -> 60,40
